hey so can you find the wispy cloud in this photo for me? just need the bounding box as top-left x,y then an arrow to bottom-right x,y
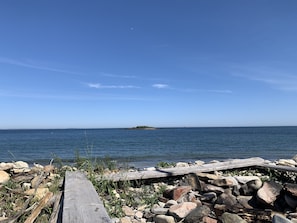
0,57 -> 81,75
152,84 -> 169,89
231,65 -> 297,92
87,83 -> 140,89
100,72 -> 137,79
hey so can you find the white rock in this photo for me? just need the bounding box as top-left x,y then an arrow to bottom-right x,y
194,160 -> 205,166
276,159 -> 297,167
13,161 -> 29,169
0,170 -> 10,184
176,162 -> 189,168
0,162 -> 14,171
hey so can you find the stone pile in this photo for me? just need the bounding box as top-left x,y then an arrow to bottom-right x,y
0,161 -> 62,222
115,162 -> 297,223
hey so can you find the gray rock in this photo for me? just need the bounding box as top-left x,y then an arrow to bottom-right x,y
151,207 -> 169,215
221,212 -> 247,223
216,189 -> 237,208
237,196 -> 254,209
284,194 -> 297,209
284,183 -> 297,197
184,205 -> 211,223
154,215 -> 175,223
200,192 -> 217,203
272,214 -> 293,223
185,173 -> 201,191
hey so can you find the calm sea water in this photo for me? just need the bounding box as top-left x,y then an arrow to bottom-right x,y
0,127 -> 297,168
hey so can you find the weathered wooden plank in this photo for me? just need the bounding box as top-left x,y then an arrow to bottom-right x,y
104,157 -> 265,182
63,171 -> 111,223
257,163 -> 297,173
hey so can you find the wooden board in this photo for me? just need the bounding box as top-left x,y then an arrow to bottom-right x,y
104,157 -> 265,182
258,163 -> 297,173
63,171 -> 111,223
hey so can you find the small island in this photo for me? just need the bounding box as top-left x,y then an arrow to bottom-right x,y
128,126 -> 157,130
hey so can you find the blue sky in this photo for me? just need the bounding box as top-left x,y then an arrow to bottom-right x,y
1,1 -> 297,129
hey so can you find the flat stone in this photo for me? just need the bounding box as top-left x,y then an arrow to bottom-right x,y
203,216 -> 218,223
257,181 -> 282,205
0,162 -> 14,171
235,176 -> 262,190
237,196 -> 254,209
13,161 -> 29,169
221,212 -> 247,223
120,216 -> 132,223
0,170 -> 10,184
172,186 -> 192,201
216,189 -> 237,208
122,206 -> 134,216
184,205 -> 211,223
272,214 -> 293,223
168,202 -> 197,219
202,184 -> 225,194
210,176 -> 238,187
276,159 -> 297,167
154,214 -> 175,223
151,206 -> 169,215
25,187 -> 49,200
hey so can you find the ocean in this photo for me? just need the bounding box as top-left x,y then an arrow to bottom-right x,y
0,127 -> 297,168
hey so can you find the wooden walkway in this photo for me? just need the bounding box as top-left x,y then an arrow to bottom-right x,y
62,171 -> 111,223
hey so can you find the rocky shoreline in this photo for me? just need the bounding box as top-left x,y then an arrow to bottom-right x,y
1,157 -> 297,222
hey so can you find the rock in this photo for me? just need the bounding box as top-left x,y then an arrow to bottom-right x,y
31,175 -> 42,188
202,184 -> 225,194
237,196 -> 254,209
216,189 -> 237,209
284,194 -> 297,209
221,212 -> 247,223
210,176 -> 238,187
0,162 -> 14,171
33,163 -> 44,169
164,200 -> 178,208
235,175 -> 262,190
22,182 -> 31,190
13,161 -> 29,169
0,170 -> 10,184
196,172 -> 221,181
120,216 -> 132,223
25,187 -> 49,200
134,210 -> 143,219
257,181 -> 283,206
203,216 -> 218,223
44,164 -> 55,173
276,159 -> 297,167
151,206 -> 168,215
185,173 -> 201,191
184,205 -> 211,223
165,186 -> 192,201
195,160 -> 205,166
122,206 -> 134,216
176,162 -> 189,168
272,213 -> 293,223
154,215 -> 175,223
168,202 -> 197,219
284,183 -> 297,196
200,192 -> 217,203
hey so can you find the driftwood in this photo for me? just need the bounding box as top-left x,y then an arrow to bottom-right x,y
104,157 -> 266,182
62,171 -> 111,223
258,163 -> 297,173
24,191 -> 53,223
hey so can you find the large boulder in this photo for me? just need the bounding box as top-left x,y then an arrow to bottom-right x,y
257,181 -> 282,206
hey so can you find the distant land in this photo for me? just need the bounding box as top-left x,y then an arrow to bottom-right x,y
128,126 -> 157,130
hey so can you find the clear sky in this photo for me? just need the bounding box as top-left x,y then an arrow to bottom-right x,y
1,1 -> 297,129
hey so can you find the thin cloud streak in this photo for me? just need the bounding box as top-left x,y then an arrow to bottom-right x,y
152,84 -> 169,89
87,83 -> 140,89
231,65 -> 297,92
0,57 -> 82,75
